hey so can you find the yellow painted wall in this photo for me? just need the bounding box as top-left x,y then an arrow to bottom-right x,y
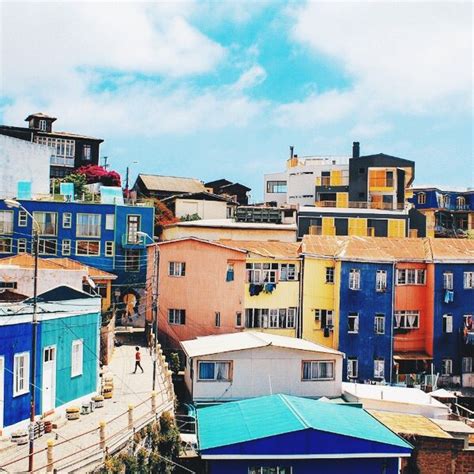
368,169 -> 395,192
244,258 -> 300,338
336,192 -> 348,208
348,217 -> 367,236
330,170 -> 342,186
322,217 -> 335,236
388,219 -> 406,237
301,257 -> 339,349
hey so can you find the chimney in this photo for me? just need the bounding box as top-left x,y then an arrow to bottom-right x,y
289,146 -> 294,159
352,141 -> 360,158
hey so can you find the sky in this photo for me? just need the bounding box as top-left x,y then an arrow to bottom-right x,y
0,1 -> 472,201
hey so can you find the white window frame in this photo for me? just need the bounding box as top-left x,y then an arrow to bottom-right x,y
464,272 -> 474,289
71,340 -> 83,377
38,238 -> 57,255
418,192 -> 426,204
18,210 -> 28,227
374,314 -> 385,334
105,214 -> 115,230
0,237 -> 13,254
396,268 -> 426,285
302,360 -> 335,381
169,262 -> 186,277
442,359 -> 453,376
76,240 -> 100,256
394,310 -> 420,329
17,238 -> 27,253
443,271 -> 453,290
82,144 -> 92,161
246,262 -> 278,284
348,312 -> 359,333
314,309 -> 334,329
249,468 -> 292,474
62,239 -> 71,256
443,314 -> 453,334
62,212 -> 72,228
13,352 -> 30,396
197,361 -> 232,382
325,267 -> 335,284
349,269 -> 360,290
33,212 -> 58,236
0,210 -> 14,234
279,263 -> 297,281
462,357 -> 473,374
168,309 -> 185,325
105,241 -> 115,257
374,359 -> 385,379
76,213 -> 101,238
39,119 -> 47,131
376,270 -> 387,292
347,358 -> 358,379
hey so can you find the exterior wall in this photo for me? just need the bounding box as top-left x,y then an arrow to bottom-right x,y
187,346 -> 343,401
174,199 -> 227,220
243,258 -> 300,338
40,312 -> 100,413
394,262 -> 434,357
339,262 -> 394,383
0,135 -> 50,199
162,225 -> 297,243
433,263 -> 474,379
155,240 -> 246,347
263,171 -> 287,206
301,257 -> 339,349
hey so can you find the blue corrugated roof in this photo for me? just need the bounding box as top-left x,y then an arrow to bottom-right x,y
197,394 -> 411,451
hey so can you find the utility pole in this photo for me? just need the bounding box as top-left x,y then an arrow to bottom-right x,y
152,244 -> 159,391
125,166 -> 129,191
102,156 -> 109,170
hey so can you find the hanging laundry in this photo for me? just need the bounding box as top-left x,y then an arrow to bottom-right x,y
263,283 -> 276,294
254,284 -> 264,296
444,290 -> 454,304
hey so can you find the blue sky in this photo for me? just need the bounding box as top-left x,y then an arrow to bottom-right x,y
1,1 -> 472,200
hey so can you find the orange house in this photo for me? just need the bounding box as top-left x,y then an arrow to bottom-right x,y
146,237 -> 247,348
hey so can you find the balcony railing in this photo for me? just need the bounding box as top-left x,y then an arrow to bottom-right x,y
314,200 -> 405,211
315,201 -> 337,208
121,234 -> 146,247
51,156 -> 75,167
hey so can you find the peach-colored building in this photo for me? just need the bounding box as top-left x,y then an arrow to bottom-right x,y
147,237 -> 247,348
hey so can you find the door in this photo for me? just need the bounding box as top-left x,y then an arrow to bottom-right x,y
42,346 -> 56,413
0,356 -> 4,429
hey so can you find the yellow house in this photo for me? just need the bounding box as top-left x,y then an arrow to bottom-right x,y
219,240 -> 302,338
300,236 -> 341,349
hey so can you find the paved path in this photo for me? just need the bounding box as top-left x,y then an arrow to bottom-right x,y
0,343 -> 174,473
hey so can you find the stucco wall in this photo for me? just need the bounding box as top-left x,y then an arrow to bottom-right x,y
187,345 -> 343,401
0,135 -> 50,199
175,199 -> 227,220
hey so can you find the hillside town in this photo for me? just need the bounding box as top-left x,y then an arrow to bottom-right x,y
0,110 -> 472,473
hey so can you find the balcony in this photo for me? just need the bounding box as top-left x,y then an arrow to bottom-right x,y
51,155 -> 75,167
314,201 -> 337,208
121,234 -> 146,248
314,200 -> 405,211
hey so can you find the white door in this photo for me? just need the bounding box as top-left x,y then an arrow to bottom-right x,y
0,356 -> 4,429
42,347 -> 56,413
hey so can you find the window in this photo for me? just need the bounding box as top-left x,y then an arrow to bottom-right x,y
464,314 -> 473,330
215,312 -> 221,327
266,180 -> 287,193
39,119 -> 47,131
349,269 -> 360,290
376,270 -> 387,292
125,250 -> 140,272
348,313 -> 359,333
246,262 -> 278,284
375,314 -> 385,334
0,211 -> 13,234
76,240 -> 100,256
235,312 -> 242,327
169,262 -> 186,277
374,359 -> 385,379
443,272 -> 453,290
394,310 -> 420,329
35,137 -> 75,165
249,467 -> 292,474
325,267 -> 334,284
105,241 -> 115,257
105,214 -> 115,230
456,196 -> 466,209
76,213 -> 101,237
418,192 -> 426,204
464,272 -> 474,289
33,212 -> 57,236
14,352 -> 29,396
396,269 -> 426,285
18,211 -> 28,227
280,263 -> 296,281
0,281 -> 17,289
198,361 -> 231,381
17,238 -> 27,253
62,239 -> 71,256
62,212 -> 72,228
442,359 -> 452,376
443,314 -> 453,333
347,358 -> 358,379
168,309 -> 186,325
38,239 -> 57,255
0,238 -> 13,253
314,309 -> 333,329
302,360 -> 335,380
443,195 -> 450,208
462,357 -> 473,374
245,308 -> 296,329
71,340 -> 83,377
126,215 -> 141,243
82,145 -> 92,161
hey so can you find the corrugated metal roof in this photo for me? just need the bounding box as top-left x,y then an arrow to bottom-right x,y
138,174 -> 206,193
219,240 -> 301,259
369,410 -> 452,439
197,394 -> 412,451
181,331 -> 343,358
51,258 -> 117,280
429,238 -> 474,261
0,254 -> 67,270
430,418 -> 474,434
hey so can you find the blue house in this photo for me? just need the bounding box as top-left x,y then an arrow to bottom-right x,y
197,394 -> 412,474
0,197 -> 154,326
0,286 -> 101,432
339,261 -> 394,383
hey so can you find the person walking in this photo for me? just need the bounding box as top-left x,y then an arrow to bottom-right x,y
133,346 -> 144,374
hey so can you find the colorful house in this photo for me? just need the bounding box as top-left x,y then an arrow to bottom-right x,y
181,332 -> 343,403
197,394 -> 412,474
0,286 -> 101,433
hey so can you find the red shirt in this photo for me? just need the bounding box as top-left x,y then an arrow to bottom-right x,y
135,351 -> 141,361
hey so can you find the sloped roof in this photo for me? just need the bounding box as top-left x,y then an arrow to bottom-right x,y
181,331 -> 343,358
0,254 -> 68,270
137,174 -> 206,193
0,289 -> 29,302
155,237 -> 247,254
430,418 -> 474,435
219,240 -> 301,259
197,394 -> 412,451
429,239 -> 474,262
25,112 -> 57,121
51,258 -> 117,280
31,285 -> 95,303
369,410 -> 452,439
161,191 -> 232,204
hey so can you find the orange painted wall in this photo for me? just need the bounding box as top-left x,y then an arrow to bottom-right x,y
394,262 -> 434,355
151,240 -> 246,347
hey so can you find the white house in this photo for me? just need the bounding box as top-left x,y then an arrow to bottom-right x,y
181,332 -> 344,404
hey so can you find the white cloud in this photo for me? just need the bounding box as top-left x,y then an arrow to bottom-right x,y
232,65 -> 267,91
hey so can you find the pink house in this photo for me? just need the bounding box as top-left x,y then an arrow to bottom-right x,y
147,238 -> 247,348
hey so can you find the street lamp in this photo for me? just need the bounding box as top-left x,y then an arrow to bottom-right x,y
124,160 -> 139,192
4,199 -> 39,474
136,231 -> 159,391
